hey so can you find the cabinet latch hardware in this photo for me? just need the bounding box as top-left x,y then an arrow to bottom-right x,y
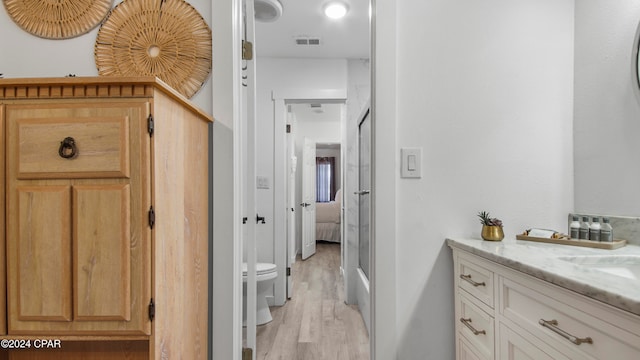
539,319 -> 593,345
148,298 -> 155,322
58,137 -> 78,159
242,217 -> 248,224
147,114 -> 154,136
149,206 -> 155,229
256,214 -> 265,224
460,274 -> 486,287
460,318 -> 486,336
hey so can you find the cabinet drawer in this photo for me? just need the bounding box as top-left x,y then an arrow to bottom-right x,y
457,253 -> 494,308
500,276 -> 640,360
458,291 -> 494,360
459,335 -> 488,360
14,117 -> 129,179
498,322 -> 571,360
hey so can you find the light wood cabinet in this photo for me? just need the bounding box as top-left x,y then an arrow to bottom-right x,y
0,77 -> 212,359
452,248 -> 640,360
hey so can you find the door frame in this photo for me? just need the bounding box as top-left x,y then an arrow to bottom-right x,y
272,88 -> 346,306
215,0 -> 400,357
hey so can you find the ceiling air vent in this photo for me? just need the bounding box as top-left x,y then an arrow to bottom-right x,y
310,103 -> 324,113
294,36 -> 321,46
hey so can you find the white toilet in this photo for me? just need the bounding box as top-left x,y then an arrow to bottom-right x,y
243,262 -> 278,325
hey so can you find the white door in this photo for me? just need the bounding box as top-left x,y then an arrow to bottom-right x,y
286,115 -> 297,298
301,137 -> 316,260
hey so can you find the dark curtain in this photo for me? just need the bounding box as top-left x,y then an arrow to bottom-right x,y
316,157 -> 336,202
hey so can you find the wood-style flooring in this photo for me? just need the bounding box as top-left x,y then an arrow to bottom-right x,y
255,242 -> 370,360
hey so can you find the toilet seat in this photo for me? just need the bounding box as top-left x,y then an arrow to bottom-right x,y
242,262 -> 277,276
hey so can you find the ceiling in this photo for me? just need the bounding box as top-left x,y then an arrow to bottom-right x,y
254,0 -> 370,59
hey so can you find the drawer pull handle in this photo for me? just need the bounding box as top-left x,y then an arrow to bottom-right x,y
460,318 -> 486,336
58,137 -> 78,159
460,274 -> 485,287
539,319 -> 593,345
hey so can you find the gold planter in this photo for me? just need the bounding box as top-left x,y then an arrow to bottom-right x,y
482,225 -> 504,241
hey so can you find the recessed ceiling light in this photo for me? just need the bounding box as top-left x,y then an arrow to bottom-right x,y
324,2 -> 348,19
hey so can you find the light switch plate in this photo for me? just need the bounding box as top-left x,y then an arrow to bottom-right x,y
401,148 -> 422,178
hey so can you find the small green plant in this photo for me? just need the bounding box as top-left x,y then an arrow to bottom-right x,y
478,211 -> 503,227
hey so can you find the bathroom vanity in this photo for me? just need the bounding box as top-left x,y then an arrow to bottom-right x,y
447,237 -> 640,360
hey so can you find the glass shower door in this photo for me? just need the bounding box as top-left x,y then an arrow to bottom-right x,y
358,111 -> 371,279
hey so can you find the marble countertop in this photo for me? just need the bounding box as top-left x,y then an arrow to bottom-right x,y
446,237 -> 640,317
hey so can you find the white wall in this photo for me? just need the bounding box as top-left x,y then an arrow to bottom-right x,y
382,0 -> 575,358
210,0 -> 242,359
254,57 -> 347,265
574,0 -> 640,217
0,0 -> 213,113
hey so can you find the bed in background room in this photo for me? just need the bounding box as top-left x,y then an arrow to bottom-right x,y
315,189 -> 341,242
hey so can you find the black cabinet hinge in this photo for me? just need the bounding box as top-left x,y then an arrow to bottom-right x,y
286,124 -> 291,133
286,267 -> 291,276
148,298 -> 155,321
147,114 -> 154,136
148,206 -> 155,229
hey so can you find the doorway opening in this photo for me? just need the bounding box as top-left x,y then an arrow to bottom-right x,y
253,98 -> 370,359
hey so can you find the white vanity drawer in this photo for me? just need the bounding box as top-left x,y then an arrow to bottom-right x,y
499,276 -> 640,360
459,334 -> 488,360
458,291 -> 494,360
498,322 -> 571,360
456,252 -> 494,308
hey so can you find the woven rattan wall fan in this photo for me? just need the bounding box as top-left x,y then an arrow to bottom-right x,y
3,0 -> 112,39
95,0 -> 212,99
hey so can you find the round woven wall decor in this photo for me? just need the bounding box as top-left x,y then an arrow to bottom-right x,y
94,0 -> 212,99
3,0 -> 112,39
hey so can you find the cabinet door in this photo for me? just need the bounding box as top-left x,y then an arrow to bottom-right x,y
73,184 -> 131,322
15,185 -> 73,322
6,102 -> 151,335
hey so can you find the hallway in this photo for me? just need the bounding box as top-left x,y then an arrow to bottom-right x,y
255,242 -> 370,359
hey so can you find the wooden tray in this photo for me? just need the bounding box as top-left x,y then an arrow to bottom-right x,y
516,234 -> 627,250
